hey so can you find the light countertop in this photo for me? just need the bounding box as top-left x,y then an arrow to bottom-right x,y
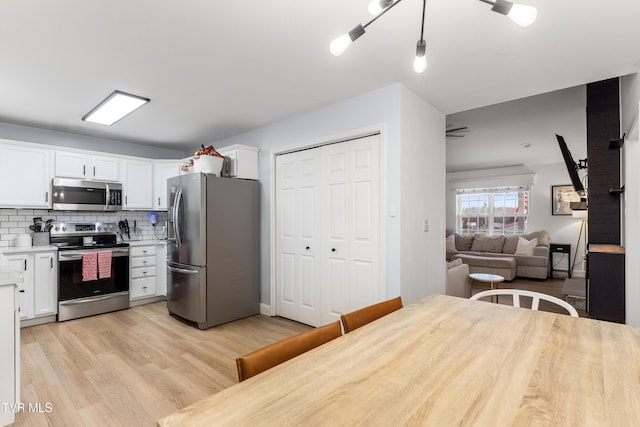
0,245 -> 58,254
126,240 -> 167,246
0,270 -> 23,286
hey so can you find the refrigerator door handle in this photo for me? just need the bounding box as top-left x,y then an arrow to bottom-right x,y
173,186 -> 183,248
167,265 -> 199,274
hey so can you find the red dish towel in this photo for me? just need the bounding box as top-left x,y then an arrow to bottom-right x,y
97,250 -> 112,279
82,252 -> 98,282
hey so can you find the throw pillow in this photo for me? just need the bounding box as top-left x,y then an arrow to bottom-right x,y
502,235 -> 520,254
454,233 -> 474,251
446,234 -> 456,251
447,258 -> 463,269
515,237 -> 538,256
470,234 -> 506,253
523,231 -> 550,247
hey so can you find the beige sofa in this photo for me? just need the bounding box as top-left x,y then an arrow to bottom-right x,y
446,259 -> 471,298
446,231 -> 550,280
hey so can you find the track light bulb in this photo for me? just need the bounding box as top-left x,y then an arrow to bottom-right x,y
368,0 -> 394,16
507,3 -> 537,26
330,34 -> 352,56
489,0 -> 537,27
413,40 -> 427,73
329,24 -> 365,56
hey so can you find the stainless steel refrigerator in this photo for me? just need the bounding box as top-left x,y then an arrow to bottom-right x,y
166,173 -> 260,329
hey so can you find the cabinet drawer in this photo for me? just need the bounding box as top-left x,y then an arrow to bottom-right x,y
130,256 -> 156,268
131,266 -> 156,279
131,246 -> 157,257
131,277 -> 156,299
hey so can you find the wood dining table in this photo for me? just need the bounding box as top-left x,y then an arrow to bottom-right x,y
157,294 -> 640,426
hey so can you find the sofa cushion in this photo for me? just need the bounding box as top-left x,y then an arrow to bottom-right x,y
502,235 -> 520,254
523,230 -> 550,247
470,234 -> 506,253
515,237 -> 538,255
446,234 -> 456,252
447,258 -> 463,269
454,233 -> 474,251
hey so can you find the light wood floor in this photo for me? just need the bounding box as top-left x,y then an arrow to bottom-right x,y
15,303 -> 311,427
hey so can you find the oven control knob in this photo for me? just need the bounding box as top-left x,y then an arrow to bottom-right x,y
108,224 -> 114,231
55,226 -> 59,231
97,225 -> 103,231
62,226 -> 67,231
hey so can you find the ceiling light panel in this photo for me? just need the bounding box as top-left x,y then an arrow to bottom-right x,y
82,90 -> 150,126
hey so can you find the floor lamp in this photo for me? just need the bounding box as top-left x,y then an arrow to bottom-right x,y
572,209 -> 588,273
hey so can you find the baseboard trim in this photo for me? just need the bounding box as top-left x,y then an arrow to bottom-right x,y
260,303 -> 272,316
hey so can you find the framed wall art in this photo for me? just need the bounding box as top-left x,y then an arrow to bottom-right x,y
552,185 -> 581,215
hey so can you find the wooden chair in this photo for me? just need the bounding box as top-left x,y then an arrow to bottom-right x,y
340,296 -> 403,333
236,320 -> 342,382
470,289 -> 579,317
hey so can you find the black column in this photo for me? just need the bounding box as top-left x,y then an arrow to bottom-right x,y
586,78 -> 621,244
585,77 -> 625,323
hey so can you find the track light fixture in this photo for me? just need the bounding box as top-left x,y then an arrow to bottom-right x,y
479,0 -> 537,27
330,0 -> 537,73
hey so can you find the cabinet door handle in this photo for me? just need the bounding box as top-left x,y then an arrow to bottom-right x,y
93,166 -> 96,176
45,191 -> 48,202
24,260 -> 27,271
50,258 -> 53,269
158,197 -> 161,206
19,289 -> 25,293
83,165 -> 86,176
125,196 -> 128,205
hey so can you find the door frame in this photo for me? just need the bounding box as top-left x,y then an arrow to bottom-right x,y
269,124 -> 388,316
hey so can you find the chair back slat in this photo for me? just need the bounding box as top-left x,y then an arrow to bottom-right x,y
340,297 -> 403,333
236,320 -> 342,382
470,289 -> 578,317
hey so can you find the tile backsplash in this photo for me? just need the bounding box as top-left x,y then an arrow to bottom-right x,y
0,208 -> 169,248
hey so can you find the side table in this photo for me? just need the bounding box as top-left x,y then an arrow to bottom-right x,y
549,243 -> 571,278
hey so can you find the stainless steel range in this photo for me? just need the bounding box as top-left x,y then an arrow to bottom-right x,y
50,222 -> 130,321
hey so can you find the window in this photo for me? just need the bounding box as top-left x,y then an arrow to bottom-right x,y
456,186 -> 529,235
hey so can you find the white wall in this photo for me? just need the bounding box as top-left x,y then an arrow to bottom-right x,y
0,121 -> 185,159
399,86 -> 446,304
621,71 -> 640,326
214,84 -> 403,305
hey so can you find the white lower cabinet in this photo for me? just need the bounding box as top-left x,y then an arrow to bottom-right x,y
3,250 -> 57,325
130,245 -> 157,300
0,282 -> 19,426
156,247 -> 167,296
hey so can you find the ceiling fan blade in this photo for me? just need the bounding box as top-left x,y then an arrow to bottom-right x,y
446,126 -> 469,133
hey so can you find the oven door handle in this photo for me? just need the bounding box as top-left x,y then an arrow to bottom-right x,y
59,291 -> 130,305
167,265 -> 199,274
58,249 -> 129,260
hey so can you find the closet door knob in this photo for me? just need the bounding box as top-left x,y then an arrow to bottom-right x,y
305,246 -> 310,250
331,248 -> 336,252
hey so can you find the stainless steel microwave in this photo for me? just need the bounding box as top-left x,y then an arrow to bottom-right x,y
52,178 -> 122,211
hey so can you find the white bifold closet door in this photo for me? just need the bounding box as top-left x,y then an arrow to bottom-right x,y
275,134 -> 381,327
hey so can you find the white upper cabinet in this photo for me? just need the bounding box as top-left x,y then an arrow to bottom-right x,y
0,141 -> 53,208
218,144 -> 259,180
91,155 -> 120,181
55,150 -> 119,181
121,159 -> 153,210
153,161 -> 180,210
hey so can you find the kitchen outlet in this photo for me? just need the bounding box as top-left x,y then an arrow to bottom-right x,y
423,219 -> 429,232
